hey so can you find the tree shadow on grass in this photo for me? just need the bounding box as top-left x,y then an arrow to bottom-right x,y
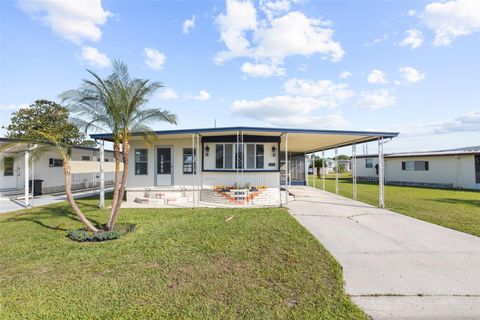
2,206 -> 103,231
434,198 -> 480,208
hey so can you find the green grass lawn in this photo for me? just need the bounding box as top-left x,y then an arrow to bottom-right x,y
309,174 -> 480,237
0,197 -> 366,320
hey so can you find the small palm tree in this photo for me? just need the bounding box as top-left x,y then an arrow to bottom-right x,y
61,60 -> 177,230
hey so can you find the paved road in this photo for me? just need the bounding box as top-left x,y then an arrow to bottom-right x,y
0,188 -> 112,214
287,186 -> 480,320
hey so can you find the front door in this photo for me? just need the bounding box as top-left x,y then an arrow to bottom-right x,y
156,147 -> 173,186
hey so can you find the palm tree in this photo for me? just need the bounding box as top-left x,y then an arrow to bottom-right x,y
61,60 -> 177,230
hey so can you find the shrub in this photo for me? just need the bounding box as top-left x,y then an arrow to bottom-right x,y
66,230 -> 90,242
66,223 -> 136,242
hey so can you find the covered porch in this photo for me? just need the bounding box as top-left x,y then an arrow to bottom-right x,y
91,126 -> 398,207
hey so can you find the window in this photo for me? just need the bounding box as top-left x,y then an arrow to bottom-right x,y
82,156 -> 90,161
135,149 -> 148,175
213,143 -> 266,170
49,158 -> 63,167
365,159 -> 373,168
4,157 -> 14,176
402,161 -> 429,171
225,144 -> 233,169
183,148 -> 196,174
157,148 -> 171,174
215,144 -> 224,169
256,144 -> 264,169
246,144 -> 255,169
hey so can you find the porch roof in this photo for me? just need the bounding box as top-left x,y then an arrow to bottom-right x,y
90,126 -> 399,153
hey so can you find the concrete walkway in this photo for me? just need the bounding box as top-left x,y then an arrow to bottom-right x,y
0,188 -> 113,214
287,186 -> 480,319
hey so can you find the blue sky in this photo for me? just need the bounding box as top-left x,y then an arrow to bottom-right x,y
0,0 -> 479,155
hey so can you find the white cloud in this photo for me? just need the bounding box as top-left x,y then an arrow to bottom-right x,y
241,62 -> 285,77
355,89 -> 396,110
399,66 -> 426,83
80,46 -> 111,67
18,0 -> 111,44
158,88 -> 178,100
215,1 -> 344,71
367,69 -> 387,84
232,95 -> 336,121
259,114 -> 347,128
400,29 -> 423,48
260,0 -> 292,20
232,95 -> 346,128
408,10 -> 417,16
193,90 -> 210,101
283,78 -> 354,104
182,15 -> 196,34
144,48 -> 166,70
0,103 -> 28,111
253,12 -> 344,62
399,111 -> 480,136
420,0 -> 480,46
339,71 -> 352,79
216,0 -> 257,62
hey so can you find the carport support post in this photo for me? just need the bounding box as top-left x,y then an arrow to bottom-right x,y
321,151 -> 325,191
99,139 -> 105,209
197,133 -> 201,206
335,147 -> 339,194
378,137 -> 385,208
304,153 -> 308,186
24,149 -> 30,208
192,133 -> 196,208
285,132 -> 289,205
312,154 -> 316,188
352,143 -> 357,200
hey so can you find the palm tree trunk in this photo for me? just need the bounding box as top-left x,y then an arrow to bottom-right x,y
110,141 -> 122,215
64,158 -> 98,233
107,140 -> 130,230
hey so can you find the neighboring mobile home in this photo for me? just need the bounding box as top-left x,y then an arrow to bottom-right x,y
91,127 -> 397,206
0,138 -> 119,196
355,146 -> 480,190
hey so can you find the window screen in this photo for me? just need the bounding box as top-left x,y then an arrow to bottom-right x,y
135,149 -> 148,175
4,157 -> 14,176
256,144 -> 264,169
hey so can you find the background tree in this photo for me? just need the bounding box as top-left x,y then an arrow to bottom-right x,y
3,100 -> 83,145
61,60 -> 177,231
337,154 -> 350,160
313,155 -> 326,177
1,100 -> 98,232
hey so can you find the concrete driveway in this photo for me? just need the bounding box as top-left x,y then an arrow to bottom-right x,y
287,186 -> 480,319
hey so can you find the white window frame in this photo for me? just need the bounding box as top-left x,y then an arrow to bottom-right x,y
213,143 -> 265,171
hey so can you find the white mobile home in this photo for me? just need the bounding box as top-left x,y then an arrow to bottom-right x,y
92,127 -> 397,206
0,138 -> 119,196
355,146 -> 480,190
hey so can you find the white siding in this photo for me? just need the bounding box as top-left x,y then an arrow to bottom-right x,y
0,144 -> 116,192
202,172 -> 280,188
126,139 -> 280,188
354,155 -> 479,190
356,157 -> 379,178
385,155 -> 477,189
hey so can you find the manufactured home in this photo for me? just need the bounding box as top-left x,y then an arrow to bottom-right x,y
355,146 -> 480,190
0,138 -> 119,196
92,127 -> 398,206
